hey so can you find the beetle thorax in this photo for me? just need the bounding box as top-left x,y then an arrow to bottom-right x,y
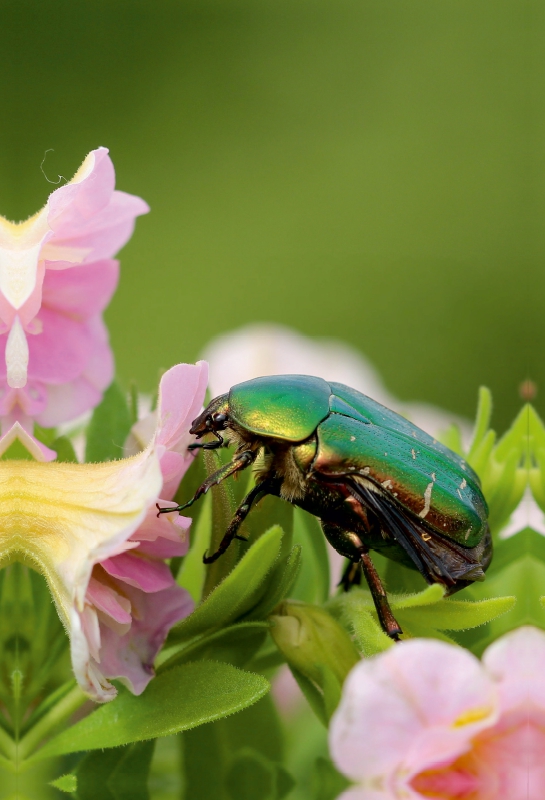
223,422 -> 307,502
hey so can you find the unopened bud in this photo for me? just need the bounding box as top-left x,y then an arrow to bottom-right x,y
270,600 -> 360,720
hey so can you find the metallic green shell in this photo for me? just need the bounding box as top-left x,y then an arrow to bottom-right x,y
225,375 -> 487,548
312,413 -> 487,548
329,382 -> 481,488
228,375 -> 331,441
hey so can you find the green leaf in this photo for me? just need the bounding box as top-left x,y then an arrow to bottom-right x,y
225,748 -> 295,800
467,386 -> 493,460
107,740 -> 155,800
389,583 -> 445,609
181,694 -> 285,800
50,435 -> 78,463
169,526 -> 284,643
159,622 -> 270,672
244,545 -> 302,620
289,666 -> 328,727
49,774 -> 77,794
291,508 -> 331,604
85,381 -> 132,463
311,757 -> 351,800
74,749 -> 124,800
33,661 -> 269,759
73,741 -> 155,800
327,590 -> 393,656
396,595 -> 516,631
182,723 -> 226,799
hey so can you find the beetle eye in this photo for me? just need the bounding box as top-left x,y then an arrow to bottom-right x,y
214,413 -> 227,424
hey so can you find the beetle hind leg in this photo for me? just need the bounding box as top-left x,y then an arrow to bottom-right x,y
322,521 -> 402,640
359,549 -> 402,640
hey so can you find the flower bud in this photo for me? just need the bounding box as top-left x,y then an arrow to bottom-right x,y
270,600 -> 359,721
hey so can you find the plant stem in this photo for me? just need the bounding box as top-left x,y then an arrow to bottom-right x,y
17,685 -> 87,764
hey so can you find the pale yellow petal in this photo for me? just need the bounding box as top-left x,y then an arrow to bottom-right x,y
0,447 -> 163,630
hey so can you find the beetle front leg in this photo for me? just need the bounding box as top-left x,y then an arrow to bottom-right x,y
203,477 -> 279,564
157,450 -> 255,516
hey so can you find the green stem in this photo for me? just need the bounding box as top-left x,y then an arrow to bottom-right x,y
17,685 -> 87,764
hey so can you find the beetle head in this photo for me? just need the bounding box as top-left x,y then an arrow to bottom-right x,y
188,394 -> 230,450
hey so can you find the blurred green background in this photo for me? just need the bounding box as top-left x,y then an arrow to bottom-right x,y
0,0 -> 541,430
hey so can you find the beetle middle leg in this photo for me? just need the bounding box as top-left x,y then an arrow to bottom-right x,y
321,521 -> 402,640
203,477 -> 281,564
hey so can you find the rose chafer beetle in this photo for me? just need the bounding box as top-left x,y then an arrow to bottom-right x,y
159,375 -> 492,639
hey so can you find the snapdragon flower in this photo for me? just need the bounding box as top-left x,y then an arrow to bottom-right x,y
0,362 -> 207,703
0,147 -> 148,432
329,627 -> 545,799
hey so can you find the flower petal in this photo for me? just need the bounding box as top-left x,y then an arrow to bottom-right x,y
95,583 -> 193,695
0,421 -> 56,461
156,361 -> 209,453
482,626 -> 545,714
6,316 -> 29,388
0,445 -> 162,700
41,259 -> 119,319
100,551 -> 175,593
329,639 -> 498,787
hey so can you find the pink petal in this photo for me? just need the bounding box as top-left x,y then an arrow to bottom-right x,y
132,506 -> 191,543
36,373 -> 105,428
482,626 -> 545,714
48,148 -> 115,224
77,316 -> 114,390
87,575 -> 131,625
135,536 -> 186,559
100,552 -> 175,593
97,583 -> 193,695
45,148 -> 149,263
130,510 -> 190,558
80,605 -> 101,663
159,450 -> 191,501
41,259 -> 119,319
0,382 -> 48,417
156,361 -> 209,453
329,639 -> 497,785
25,308 -> 97,384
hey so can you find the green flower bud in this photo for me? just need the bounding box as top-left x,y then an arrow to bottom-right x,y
269,600 -> 359,722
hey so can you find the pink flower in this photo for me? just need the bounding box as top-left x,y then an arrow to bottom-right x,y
0,147 -> 148,432
329,627 -> 545,800
73,361 -> 208,701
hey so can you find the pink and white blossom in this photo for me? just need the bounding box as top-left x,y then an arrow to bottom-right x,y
0,361 -> 207,702
0,147 -> 148,432
329,627 -> 545,800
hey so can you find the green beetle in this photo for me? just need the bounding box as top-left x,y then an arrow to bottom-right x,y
159,375 -> 492,638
